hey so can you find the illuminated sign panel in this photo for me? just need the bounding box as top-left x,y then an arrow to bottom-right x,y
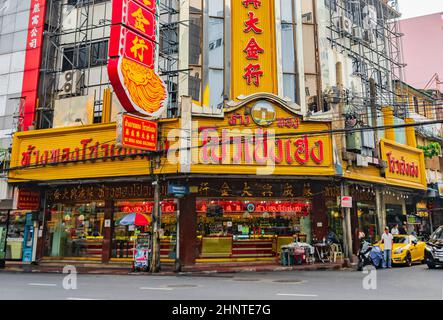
108,0 -> 167,118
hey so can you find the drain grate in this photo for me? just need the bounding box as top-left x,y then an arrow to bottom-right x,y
166,284 -> 199,288
273,279 -> 304,283
233,278 -> 261,282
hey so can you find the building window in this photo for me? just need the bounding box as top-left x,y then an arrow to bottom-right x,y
413,96 -> 419,114
280,0 -> 298,104
62,40 -> 108,72
189,0 -> 225,112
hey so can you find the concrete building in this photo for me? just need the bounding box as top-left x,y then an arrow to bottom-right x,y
400,12 -> 443,90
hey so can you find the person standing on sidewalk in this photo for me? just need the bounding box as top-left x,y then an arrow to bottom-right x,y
381,227 -> 393,269
391,224 -> 399,235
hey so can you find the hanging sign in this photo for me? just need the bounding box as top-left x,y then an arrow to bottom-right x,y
108,0 -> 167,118
21,0 -> 48,131
116,113 -> 158,151
339,196 -> 353,208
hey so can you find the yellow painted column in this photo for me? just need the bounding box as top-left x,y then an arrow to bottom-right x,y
382,107 -> 395,141
404,118 -> 417,148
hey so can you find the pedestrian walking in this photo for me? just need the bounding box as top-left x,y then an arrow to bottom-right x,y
391,224 -> 399,235
381,227 -> 393,269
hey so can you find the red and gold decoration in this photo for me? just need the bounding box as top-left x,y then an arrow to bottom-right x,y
231,0 -> 277,98
108,0 -> 167,117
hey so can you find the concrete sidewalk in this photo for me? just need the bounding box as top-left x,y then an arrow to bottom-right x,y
0,260 -> 345,275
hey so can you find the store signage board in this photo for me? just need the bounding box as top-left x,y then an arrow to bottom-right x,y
17,189 -> 40,211
116,113 -> 158,151
167,184 -> 189,198
108,0 -> 167,118
380,139 -> 427,190
339,196 -> 353,208
231,0 -> 278,98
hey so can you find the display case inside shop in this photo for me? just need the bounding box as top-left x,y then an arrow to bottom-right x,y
196,199 -> 312,259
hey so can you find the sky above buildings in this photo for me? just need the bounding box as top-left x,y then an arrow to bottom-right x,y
398,0 -> 443,19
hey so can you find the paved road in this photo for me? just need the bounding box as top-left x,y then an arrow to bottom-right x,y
0,264 -> 442,300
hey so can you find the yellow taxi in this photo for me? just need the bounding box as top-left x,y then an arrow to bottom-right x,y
376,234 -> 426,267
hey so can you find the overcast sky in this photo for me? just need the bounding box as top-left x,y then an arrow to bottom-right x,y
398,0 -> 443,19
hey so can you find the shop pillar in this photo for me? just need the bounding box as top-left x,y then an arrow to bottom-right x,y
101,199 -> 114,263
404,118 -> 417,148
341,183 -> 353,261
311,190 -> 328,242
178,194 -> 196,266
382,107 -> 395,141
376,186 -> 386,234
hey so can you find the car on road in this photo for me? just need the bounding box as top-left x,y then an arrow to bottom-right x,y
376,234 -> 426,267
424,226 -> 443,269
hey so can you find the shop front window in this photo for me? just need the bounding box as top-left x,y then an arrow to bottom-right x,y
196,198 -> 312,259
326,200 -> 343,246
112,200 -> 177,261
357,203 -> 379,243
45,202 -> 105,258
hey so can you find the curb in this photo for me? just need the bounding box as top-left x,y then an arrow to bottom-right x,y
0,263 -> 346,276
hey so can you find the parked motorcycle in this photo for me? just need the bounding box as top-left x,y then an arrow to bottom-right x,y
357,240 -> 385,271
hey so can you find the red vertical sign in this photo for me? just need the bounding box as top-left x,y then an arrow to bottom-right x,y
21,0 -> 47,131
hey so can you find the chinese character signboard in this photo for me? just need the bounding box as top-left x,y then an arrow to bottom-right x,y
231,0 -> 278,99
116,113 -> 158,151
17,189 -> 41,210
21,0 -> 47,131
108,0 -> 167,118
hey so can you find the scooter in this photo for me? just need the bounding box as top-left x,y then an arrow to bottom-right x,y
357,240 -> 385,271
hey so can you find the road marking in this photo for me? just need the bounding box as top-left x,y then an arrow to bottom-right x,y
139,287 -> 174,291
28,283 -> 57,287
277,293 -> 318,297
67,298 -> 100,300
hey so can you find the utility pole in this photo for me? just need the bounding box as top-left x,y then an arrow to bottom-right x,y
150,177 -> 161,273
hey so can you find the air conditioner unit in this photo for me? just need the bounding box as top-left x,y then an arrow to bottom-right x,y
363,30 -> 375,44
352,27 -> 362,40
58,70 -> 83,97
338,16 -> 353,35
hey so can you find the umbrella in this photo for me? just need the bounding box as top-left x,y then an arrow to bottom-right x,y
117,213 -> 151,226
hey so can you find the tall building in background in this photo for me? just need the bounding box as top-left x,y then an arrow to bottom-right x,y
400,13 -> 443,91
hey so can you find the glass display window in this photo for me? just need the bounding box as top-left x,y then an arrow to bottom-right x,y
112,200 -> 177,260
357,203 -> 380,243
45,202 -> 105,258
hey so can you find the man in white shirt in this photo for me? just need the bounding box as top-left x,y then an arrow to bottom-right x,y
391,224 -> 399,235
381,227 -> 394,268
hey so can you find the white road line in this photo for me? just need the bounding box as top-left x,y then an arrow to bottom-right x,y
28,283 -> 57,287
139,287 -> 174,291
67,298 -> 100,300
277,293 -> 318,297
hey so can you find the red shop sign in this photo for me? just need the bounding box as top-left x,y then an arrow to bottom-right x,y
17,189 -> 41,210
